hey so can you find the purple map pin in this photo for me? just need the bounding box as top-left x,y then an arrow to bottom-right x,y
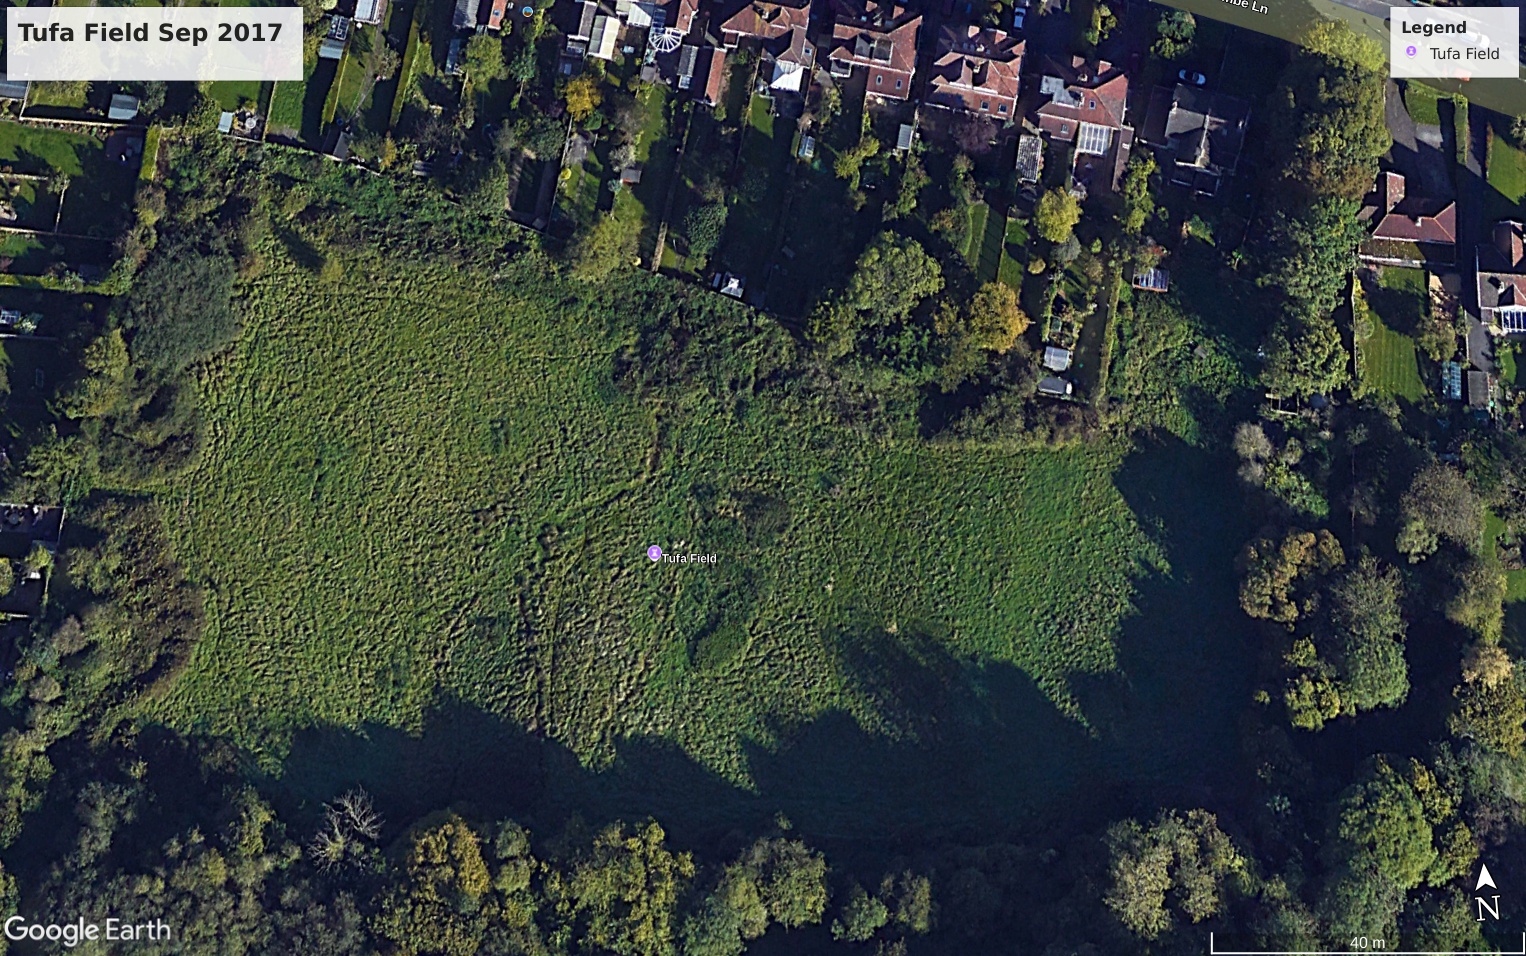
647,545 -> 662,561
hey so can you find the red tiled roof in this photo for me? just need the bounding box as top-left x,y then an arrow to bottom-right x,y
703,47 -> 727,104
1372,203 -> 1456,245
1036,57 -> 1129,139
926,25 -> 1022,116
829,15 -> 920,99
1361,172 -> 1456,246
720,0 -> 809,44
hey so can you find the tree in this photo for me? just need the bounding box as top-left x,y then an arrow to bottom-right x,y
137,81 -> 167,116
1284,657 -> 1343,730
374,815 -> 496,955
115,231 -> 238,375
1105,810 -> 1243,940
555,820 -> 695,956
961,282 -> 1030,353
564,74 -> 603,123
810,232 -> 943,359
831,883 -> 888,942
570,213 -> 641,280
886,156 -> 929,221
1447,557 -> 1506,639
1085,2 -> 1116,45
1326,556 -> 1409,712
1329,757 -> 1436,891
1233,422 -> 1275,466
1153,9 -> 1196,59
464,34 -> 508,85
743,838 -> 829,929
681,864 -> 768,956
365,38 -> 402,81
1238,528 -> 1344,625
1259,198 -> 1366,317
834,136 -> 880,186
1119,154 -> 1156,236
510,45 -> 538,84
1034,188 -> 1081,244
62,328 -> 132,420
878,870 -> 932,935
1263,314 -> 1349,398
683,203 -> 728,263
1451,643 -> 1526,754
1396,463 -> 1483,562
1267,21 -> 1390,203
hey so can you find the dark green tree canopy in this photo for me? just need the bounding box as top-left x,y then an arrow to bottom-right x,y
115,229 -> 238,376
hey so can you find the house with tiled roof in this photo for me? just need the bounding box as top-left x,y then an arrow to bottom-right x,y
718,0 -> 814,92
826,0 -> 921,102
925,25 -> 1023,120
1139,83 -> 1249,196
1357,171 -> 1457,268
1035,56 -> 1132,195
1478,221 -> 1526,334
666,0 -> 699,34
701,47 -> 728,104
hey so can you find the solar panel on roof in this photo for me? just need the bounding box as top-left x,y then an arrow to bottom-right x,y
1500,308 -> 1526,333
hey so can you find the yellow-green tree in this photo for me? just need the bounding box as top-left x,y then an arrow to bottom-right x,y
564,75 -> 603,123
963,282 -> 1030,353
552,820 -> 695,956
1034,188 -> 1082,244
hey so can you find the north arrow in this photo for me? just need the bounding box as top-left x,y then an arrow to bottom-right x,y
1478,863 -> 1497,891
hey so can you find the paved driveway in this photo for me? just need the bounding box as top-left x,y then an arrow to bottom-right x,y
1386,80 -> 1454,200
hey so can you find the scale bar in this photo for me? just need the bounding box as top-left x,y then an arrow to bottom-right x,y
1210,932 -> 1526,956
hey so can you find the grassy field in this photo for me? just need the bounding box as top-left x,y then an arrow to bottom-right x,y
137,242 -> 1253,834
25,83 -> 90,112
998,216 -> 1029,290
1360,268 -> 1428,401
1403,81 -> 1444,126
715,96 -> 795,283
0,122 -> 100,176
963,201 -> 989,268
0,123 -> 136,240
1361,313 -> 1426,401
268,56 -> 337,146
964,203 -> 1005,283
203,80 -> 267,113
625,84 -> 677,263
1489,131 -> 1526,219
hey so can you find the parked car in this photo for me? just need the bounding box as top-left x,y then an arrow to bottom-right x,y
1012,7 -> 1025,28
1178,69 -> 1207,86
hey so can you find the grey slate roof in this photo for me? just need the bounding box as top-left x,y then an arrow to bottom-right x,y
107,94 -> 139,121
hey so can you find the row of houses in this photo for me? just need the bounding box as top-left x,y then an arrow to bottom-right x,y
557,0 -> 1254,198
1352,166 -> 1526,341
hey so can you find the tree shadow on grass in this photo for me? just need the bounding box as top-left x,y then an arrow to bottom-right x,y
1088,435 -> 1260,810
267,439 -> 1271,851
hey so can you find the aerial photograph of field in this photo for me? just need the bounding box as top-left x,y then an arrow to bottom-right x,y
1,0 -> 1526,951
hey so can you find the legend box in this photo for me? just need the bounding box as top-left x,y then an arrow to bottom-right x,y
1391,7 -> 1519,80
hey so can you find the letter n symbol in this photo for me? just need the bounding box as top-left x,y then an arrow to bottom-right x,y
1477,895 -> 1501,921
